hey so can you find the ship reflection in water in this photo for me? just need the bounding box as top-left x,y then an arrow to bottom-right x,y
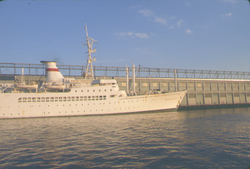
0,108 -> 250,168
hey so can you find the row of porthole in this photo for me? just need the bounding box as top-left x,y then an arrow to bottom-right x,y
76,89 -> 113,93
42,107 -> 140,114
2,105 -> 141,116
2,113 -> 20,116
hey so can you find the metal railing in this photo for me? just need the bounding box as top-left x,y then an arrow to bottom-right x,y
1,62 -> 250,80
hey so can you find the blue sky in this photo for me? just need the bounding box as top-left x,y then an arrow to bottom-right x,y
0,0 -> 250,72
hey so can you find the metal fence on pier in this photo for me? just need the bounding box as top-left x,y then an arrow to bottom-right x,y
1,62 -> 250,80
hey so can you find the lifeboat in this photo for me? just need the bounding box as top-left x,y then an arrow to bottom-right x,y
14,83 -> 38,90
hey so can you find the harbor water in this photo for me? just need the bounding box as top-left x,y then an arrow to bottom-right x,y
0,108 -> 250,168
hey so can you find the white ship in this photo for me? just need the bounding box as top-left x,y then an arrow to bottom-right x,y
0,25 -> 187,119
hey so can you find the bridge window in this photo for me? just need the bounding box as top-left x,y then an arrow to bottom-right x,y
41,97 -> 45,102
50,97 -> 54,102
31,97 -> 36,102
18,98 -> 22,102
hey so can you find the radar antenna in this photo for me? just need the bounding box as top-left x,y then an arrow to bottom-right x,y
84,24 -> 97,79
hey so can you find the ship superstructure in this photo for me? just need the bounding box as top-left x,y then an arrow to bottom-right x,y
0,25 -> 187,119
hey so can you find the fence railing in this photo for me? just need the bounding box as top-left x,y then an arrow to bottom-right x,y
1,62 -> 250,80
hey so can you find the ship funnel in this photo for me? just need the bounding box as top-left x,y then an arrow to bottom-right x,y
41,61 -> 64,84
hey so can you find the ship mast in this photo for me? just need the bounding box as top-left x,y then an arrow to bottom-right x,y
84,24 -> 97,79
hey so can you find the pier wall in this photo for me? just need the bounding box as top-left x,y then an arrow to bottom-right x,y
1,62 -> 250,110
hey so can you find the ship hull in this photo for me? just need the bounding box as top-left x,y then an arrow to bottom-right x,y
0,91 -> 186,119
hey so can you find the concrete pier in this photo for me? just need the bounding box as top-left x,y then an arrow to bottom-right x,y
1,62 -> 250,110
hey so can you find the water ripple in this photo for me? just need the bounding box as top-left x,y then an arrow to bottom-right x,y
1,108 -> 250,168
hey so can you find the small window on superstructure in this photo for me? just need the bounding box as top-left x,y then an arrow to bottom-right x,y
110,89 -> 112,91
99,90 -> 101,92
32,97 -> 36,102
63,97 -> 66,101
103,96 -> 106,100
92,96 -> 95,101
50,97 -> 54,102
41,97 -> 45,102
75,90 -> 77,92
37,97 -> 40,102
100,96 -> 103,100
76,96 -> 79,101
67,97 -> 71,101
46,97 -> 49,102
88,96 -> 91,101
72,97 -> 75,101
93,90 -> 95,92
59,97 -> 62,102
80,96 -> 83,101
55,97 -> 58,102
87,90 -> 89,92
28,97 -> 31,102
104,89 -> 106,92
110,95 -> 116,98
83,96 -> 87,101
18,98 -> 22,103
96,96 -> 99,100
81,90 -> 83,92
